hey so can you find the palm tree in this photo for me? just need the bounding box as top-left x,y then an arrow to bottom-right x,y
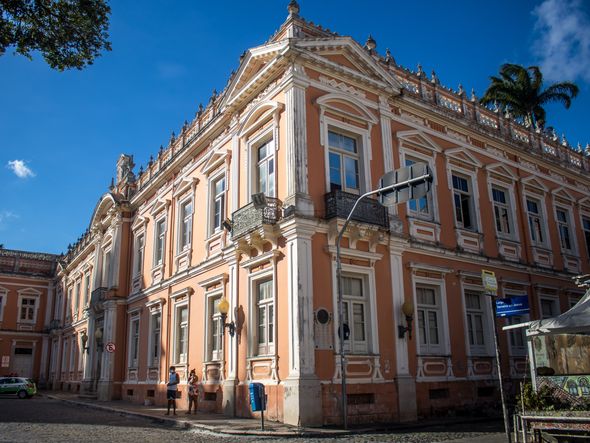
480,63 -> 579,128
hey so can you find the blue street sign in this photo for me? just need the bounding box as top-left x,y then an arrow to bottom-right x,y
495,295 -> 530,317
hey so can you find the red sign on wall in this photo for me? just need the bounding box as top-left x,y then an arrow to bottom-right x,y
105,342 -> 116,353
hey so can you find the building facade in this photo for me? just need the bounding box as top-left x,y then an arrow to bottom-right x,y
12,2 -> 590,426
0,249 -> 58,385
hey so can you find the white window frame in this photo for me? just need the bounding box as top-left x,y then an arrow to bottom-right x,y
84,273 -> 91,307
331,262 -> 379,356
128,314 -> 140,368
490,184 -> 516,239
327,129 -> 362,194
247,268 -> 276,358
413,277 -> 451,356
254,278 -> 274,357
61,338 -> 68,373
0,287 -> 7,322
505,310 -> 529,356
69,335 -> 76,371
461,286 -> 494,356
524,195 -> 548,247
74,280 -> 81,319
177,197 -> 193,253
17,289 -> 40,324
204,290 -> 223,362
145,299 -> 163,368
208,172 -> 227,236
581,214 -> 590,261
450,171 -> 478,231
132,232 -> 145,277
153,216 -> 167,267
401,151 -> 437,220
554,206 -> 576,253
173,302 -> 189,365
65,287 -> 73,322
341,274 -> 370,354
318,107 -> 378,194
247,129 -> 276,200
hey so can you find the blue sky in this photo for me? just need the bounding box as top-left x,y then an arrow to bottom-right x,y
1,0 -> 589,254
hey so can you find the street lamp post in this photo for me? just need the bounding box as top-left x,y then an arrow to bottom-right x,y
335,166 -> 433,429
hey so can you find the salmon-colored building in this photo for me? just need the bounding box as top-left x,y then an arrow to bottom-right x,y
0,249 -> 58,384
7,2 -> 590,426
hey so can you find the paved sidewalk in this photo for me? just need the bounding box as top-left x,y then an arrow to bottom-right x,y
43,391 -> 502,438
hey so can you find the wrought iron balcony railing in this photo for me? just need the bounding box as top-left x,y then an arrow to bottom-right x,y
324,190 -> 389,229
231,197 -> 283,239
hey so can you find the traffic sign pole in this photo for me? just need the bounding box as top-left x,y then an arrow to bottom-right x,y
482,269 -> 511,443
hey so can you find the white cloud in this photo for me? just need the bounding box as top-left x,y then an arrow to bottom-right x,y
532,0 -> 590,83
7,159 -> 35,178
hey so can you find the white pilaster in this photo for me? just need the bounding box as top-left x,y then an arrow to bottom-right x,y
284,64 -> 313,215
281,218 -> 321,427
389,238 -> 417,422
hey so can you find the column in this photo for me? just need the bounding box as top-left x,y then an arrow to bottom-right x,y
282,219 -> 321,427
222,257 -> 239,416
284,63 -> 313,216
389,238 -> 417,422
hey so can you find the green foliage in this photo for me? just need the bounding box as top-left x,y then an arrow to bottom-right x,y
480,64 -> 579,129
517,383 -> 590,413
0,0 -> 112,70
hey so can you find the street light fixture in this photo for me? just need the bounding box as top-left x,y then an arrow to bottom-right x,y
217,297 -> 236,337
397,301 -> 414,339
94,327 -> 103,348
335,164 -> 433,429
80,330 -> 89,353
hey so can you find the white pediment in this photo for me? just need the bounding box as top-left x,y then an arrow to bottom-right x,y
486,163 -> 518,181
397,130 -> 442,153
521,176 -> 549,192
294,37 -> 402,92
445,147 -> 483,167
552,186 -> 576,202
201,148 -> 230,176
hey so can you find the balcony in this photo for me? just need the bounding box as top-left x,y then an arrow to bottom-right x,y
324,190 -> 389,229
48,319 -> 61,331
231,197 -> 283,240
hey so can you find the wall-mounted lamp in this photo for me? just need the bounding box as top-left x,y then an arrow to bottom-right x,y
221,218 -> 233,233
217,297 -> 236,338
398,301 -> 414,339
80,331 -> 89,354
94,327 -> 103,348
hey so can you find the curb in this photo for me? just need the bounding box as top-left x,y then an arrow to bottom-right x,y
43,394 -> 501,438
44,394 -> 346,437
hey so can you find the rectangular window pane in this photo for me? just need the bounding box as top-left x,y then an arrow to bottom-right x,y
344,156 -> 359,190
352,303 -> 365,341
329,152 -> 342,190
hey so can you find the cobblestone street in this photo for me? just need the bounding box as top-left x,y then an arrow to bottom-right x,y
0,396 -> 505,443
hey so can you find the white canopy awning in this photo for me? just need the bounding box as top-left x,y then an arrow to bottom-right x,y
528,288 -> 590,336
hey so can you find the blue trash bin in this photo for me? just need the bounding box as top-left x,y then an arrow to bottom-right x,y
249,382 -> 265,412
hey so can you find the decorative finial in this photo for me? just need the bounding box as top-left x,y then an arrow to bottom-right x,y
287,0 -> 300,16
109,177 -> 115,190
493,100 -> 499,113
585,143 -> 590,156
148,155 -> 154,166
561,134 -> 568,146
138,165 -> 143,175
551,128 -> 558,141
504,106 -> 512,119
430,70 -> 439,84
384,48 -> 395,65
470,88 -> 476,102
577,142 -> 583,153
416,63 -> 424,77
365,35 -> 377,53
170,131 -> 176,143
198,103 -> 204,115
458,84 -> 465,96
159,145 -> 164,157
